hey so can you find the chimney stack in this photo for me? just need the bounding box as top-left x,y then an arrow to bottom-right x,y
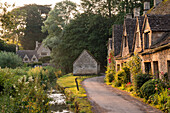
154,0 -> 162,7
36,41 -> 39,48
143,1 -> 150,14
134,8 -> 140,17
125,13 -> 132,19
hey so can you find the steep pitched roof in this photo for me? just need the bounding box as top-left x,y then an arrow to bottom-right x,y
132,16 -> 144,51
143,14 -> 170,32
124,18 -> 136,52
151,32 -> 170,48
147,0 -> 170,15
17,50 -> 39,59
112,25 -> 123,56
73,49 -> 100,65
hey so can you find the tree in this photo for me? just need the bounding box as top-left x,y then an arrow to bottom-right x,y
1,4 -> 51,50
42,0 -> 78,49
50,13 -> 114,73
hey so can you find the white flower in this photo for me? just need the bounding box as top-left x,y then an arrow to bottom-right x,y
28,76 -> 34,82
23,75 -> 26,82
34,86 -> 37,91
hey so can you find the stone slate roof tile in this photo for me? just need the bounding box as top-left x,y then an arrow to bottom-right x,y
151,32 -> 170,48
147,0 -> 170,15
112,25 -> 123,56
146,14 -> 170,32
16,50 -> 39,59
125,18 -> 136,52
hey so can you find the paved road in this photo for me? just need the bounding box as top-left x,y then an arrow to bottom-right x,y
82,76 -> 162,113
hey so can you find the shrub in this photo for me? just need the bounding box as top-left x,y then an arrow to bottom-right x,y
140,79 -> 165,99
105,66 -> 115,83
133,73 -> 152,95
127,54 -> 142,81
0,52 -> 23,68
39,56 -> 51,63
114,66 -> 130,86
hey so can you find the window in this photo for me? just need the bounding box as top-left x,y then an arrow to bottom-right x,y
24,58 -> 28,61
145,62 -> 151,74
124,36 -> 127,47
41,52 -> 47,56
110,39 -> 112,50
153,61 -> 159,79
33,58 -> 36,61
136,33 -> 139,48
144,32 -> 149,49
117,64 -> 120,71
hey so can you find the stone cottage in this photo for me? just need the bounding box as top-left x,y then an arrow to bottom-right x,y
17,41 -> 51,63
109,0 -> 170,80
115,16 -> 136,71
73,50 -> 100,75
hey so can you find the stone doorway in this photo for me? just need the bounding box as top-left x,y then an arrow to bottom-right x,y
153,61 -> 159,79
144,62 -> 151,74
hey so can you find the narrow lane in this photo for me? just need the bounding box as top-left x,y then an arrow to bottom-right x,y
82,76 -> 162,113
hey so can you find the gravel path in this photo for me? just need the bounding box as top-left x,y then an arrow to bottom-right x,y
82,76 -> 162,113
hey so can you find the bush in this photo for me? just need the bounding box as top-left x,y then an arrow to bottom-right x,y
0,52 -> 23,68
140,79 -> 165,99
114,66 -> 130,87
39,56 -> 51,63
133,73 -> 152,95
105,66 -> 115,83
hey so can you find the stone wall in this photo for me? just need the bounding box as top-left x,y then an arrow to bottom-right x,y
73,50 -> 100,75
141,48 -> 170,79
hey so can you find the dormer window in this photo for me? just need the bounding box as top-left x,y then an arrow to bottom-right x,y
110,39 -> 112,50
33,58 -> 36,61
144,32 -> 149,49
124,36 -> 127,47
136,32 -> 139,48
24,58 -> 28,61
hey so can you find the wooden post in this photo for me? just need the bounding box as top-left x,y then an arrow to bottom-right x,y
75,78 -> 79,91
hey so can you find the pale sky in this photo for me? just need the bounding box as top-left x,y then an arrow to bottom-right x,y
1,0 -> 81,9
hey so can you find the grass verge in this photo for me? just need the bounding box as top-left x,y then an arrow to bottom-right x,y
57,73 -> 97,113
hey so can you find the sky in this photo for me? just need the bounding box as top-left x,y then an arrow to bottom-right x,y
1,0 -> 81,9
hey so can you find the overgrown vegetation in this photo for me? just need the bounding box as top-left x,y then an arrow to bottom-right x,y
57,74 -> 96,113
105,54 -> 170,112
0,52 -> 23,68
0,66 -> 58,112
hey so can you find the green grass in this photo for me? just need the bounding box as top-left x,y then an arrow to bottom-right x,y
57,74 -> 96,113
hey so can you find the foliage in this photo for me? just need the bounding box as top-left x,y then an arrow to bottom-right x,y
105,66 -> 115,83
57,74 -> 95,113
0,52 -> 23,68
0,39 -> 16,52
127,54 -> 142,82
113,66 -> 130,87
48,13 -> 113,73
38,56 -> 51,63
133,73 -> 152,95
1,4 -> 51,49
140,79 -> 165,99
148,88 -> 170,112
0,66 -> 58,112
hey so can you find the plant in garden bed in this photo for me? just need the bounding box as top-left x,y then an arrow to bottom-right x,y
105,51 -> 116,84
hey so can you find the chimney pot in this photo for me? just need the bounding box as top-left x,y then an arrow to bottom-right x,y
154,0 -> 162,7
143,1 -> 150,14
134,8 -> 140,17
125,13 -> 132,19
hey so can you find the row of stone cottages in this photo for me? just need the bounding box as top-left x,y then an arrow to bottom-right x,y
108,0 -> 170,80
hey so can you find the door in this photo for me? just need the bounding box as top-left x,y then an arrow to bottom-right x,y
153,61 -> 159,79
